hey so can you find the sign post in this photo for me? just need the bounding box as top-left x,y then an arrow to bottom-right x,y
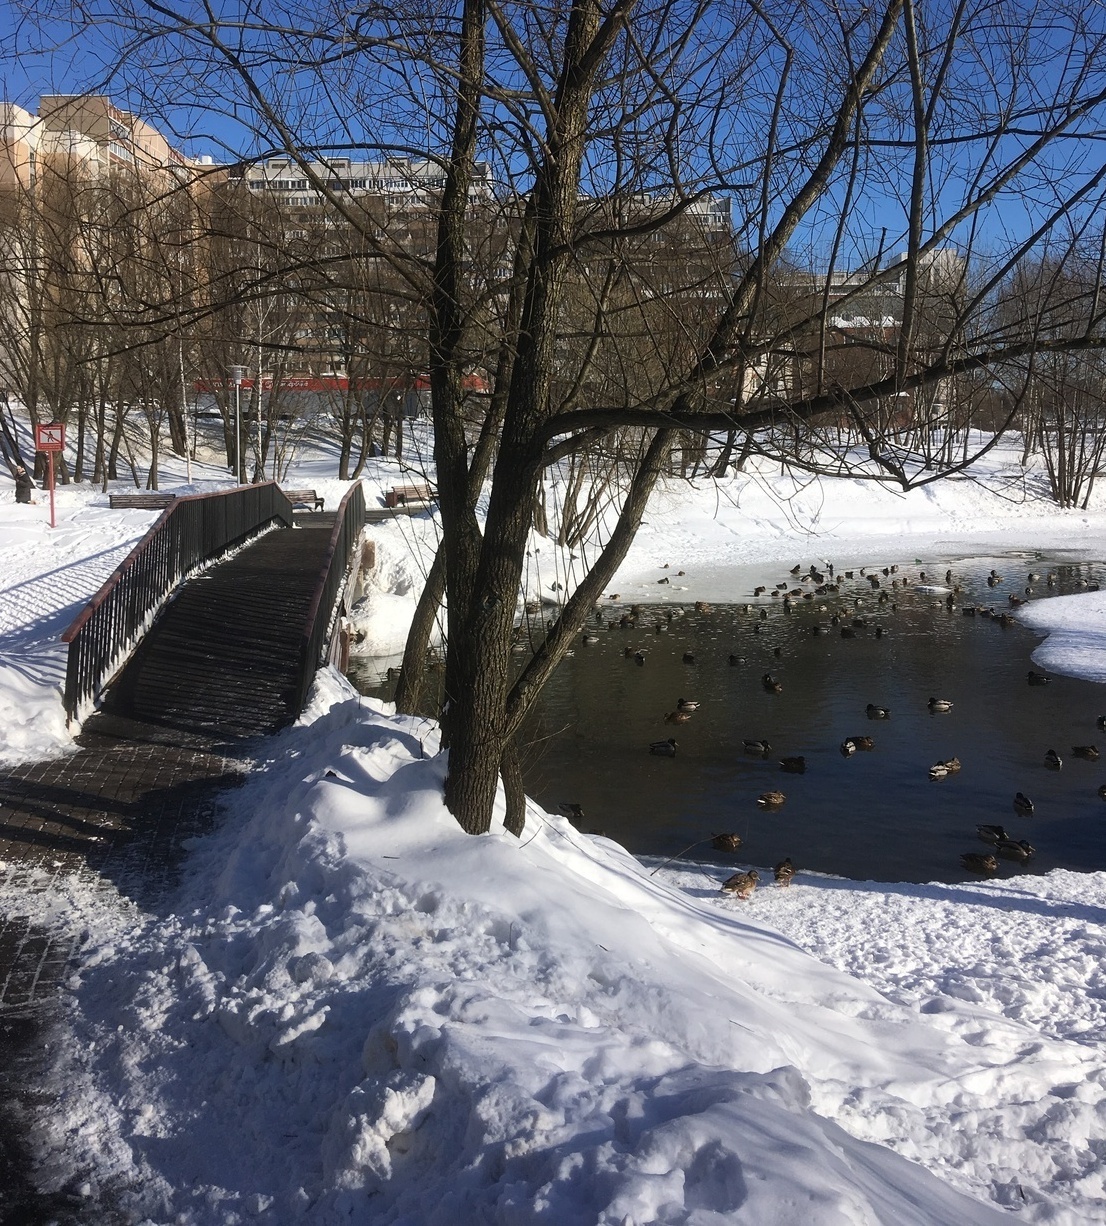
34,422 -> 65,529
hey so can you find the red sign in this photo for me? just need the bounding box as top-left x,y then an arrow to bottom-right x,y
34,423 -> 65,452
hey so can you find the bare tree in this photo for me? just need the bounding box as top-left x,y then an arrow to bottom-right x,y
11,0 -> 1106,836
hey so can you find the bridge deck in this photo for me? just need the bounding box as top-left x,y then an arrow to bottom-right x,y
0,513 -> 351,1214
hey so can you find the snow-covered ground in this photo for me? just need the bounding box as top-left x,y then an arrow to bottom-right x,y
3,427 -> 1106,1223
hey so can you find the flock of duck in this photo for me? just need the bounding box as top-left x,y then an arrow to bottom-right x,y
580,557 -> 1106,899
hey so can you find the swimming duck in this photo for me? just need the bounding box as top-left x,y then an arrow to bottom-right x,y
977,824 -> 1010,844
961,852 -> 998,874
1027,670 -> 1050,686
1098,783 -> 1106,800
677,698 -> 700,711
743,738 -> 771,756
850,736 -> 875,751
995,838 -> 1035,862
928,697 -> 954,712
790,564 -> 802,575
664,710 -> 692,724
582,632 -> 600,644
773,857 -> 795,887
728,654 -> 746,666
1044,748 -> 1063,769
1097,716 -> 1106,731
928,763 -> 950,780
756,790 -> 787,810
866,704 -> 891,719
711,832 -> 743,852
634,650 -> 647,665
1013,792 -> 1034,816
649,738 -> 678,757
694,601 -> 713,615
682,651 -> 696,665
762,673 -> 783,693
941,756 -> 962,773
721,868 -> 759,898
840,739 -> 858,757
753,586 -> 767,596
779,756 -> 807,773
1073,745 -> 1100,761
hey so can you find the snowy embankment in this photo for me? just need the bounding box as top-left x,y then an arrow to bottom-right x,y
2,434 -> 1106,1221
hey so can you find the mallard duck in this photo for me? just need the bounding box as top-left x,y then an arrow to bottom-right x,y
757,790 -> 787,810
559,803 -> 585,820
928,697 -> 954,712
711,832 -> 743,852
677,698 -> 700,711
942,756 -> 961,773
866,704 -> 890,719
977,824 -> 1010,844
582,632 -> 600,644
761,673 -> 783,693
664,710 -> 692,724
694,601 -> 713,615
649,738 -> 678,756
790,564 -> 803,575
743,738 -> 771,756
1044,748 -> 1063,770
634,650 -> 647,665
682,651 -> 696,665
779,756 -> 806,773
728,654 -> 746,666
840,738 -> 858,757
773,857 -> 795,887
1013,792 -> 1034,816
1096,716 -> 1106,731
850,736 -> 875,751
1027,670 -> 1051,686
1098,783 -> 1106,800
996,838 -> 1035,862
721,868 -> 759,898
928,762 -> 950,780
960,852 -> 998,874
1073,745 -> 1100,761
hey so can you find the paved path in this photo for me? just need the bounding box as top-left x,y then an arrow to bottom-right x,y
0,512 -> 341,1220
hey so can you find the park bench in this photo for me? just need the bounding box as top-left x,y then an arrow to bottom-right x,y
384,482 -> 433,508
282,487 -> 326,511
108,492 -> 176,510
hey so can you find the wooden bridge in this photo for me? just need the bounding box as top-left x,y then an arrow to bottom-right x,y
0,484 -> 371,1216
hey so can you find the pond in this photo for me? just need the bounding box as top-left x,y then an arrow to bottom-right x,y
348,552 -> 1106,884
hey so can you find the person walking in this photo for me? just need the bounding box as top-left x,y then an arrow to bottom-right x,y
13,465 -> 34,504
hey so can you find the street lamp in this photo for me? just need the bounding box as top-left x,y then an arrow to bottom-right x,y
228,365 -> 247,483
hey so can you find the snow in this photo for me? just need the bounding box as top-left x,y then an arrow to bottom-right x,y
3,427 -> 1106,1223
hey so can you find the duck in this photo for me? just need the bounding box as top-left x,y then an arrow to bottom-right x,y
634,650 -> 647,665
743,738 -> 772,756
761,673 -> 783,693
1073,745 -> 1100,761
711,832 -> 743,852
928,697 -> 954,712
682,651 -> 696,665
928,763 -> 950,780
582,632 -> 600,644
649,738 -> 678,757
1044,748 -> 1063,770
728,654 -> 746,666
996,838 -> 1035,862
1097,715 -> 1106,731
941,756 -> 962,773
1027,670 -> 1051,686
1098,783 -> 1106,800
790,564 -> 803,575
850,736 -> 875,751
840,738 -> 858,757
694,601 -> 713,615
664,710 -> 692,724
559,803 -> 585,820
773,857 -> 795,887
1013,792 -> 1035,816
756,790 -> 787,810
721,868 -> 759,898
677,698 -> 700,711
961,852 -> 999,874
865,704 -> 890,719
977,824 -> 1010,844
779,756 -> 807,773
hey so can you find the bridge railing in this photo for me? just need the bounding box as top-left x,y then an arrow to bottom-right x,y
295,481 -> 367,714
61,483 -> 294,723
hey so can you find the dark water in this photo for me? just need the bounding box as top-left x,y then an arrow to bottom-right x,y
348,552 -> 1106,883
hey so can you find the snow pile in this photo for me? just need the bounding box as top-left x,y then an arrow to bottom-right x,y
43,670 -> 1032,1224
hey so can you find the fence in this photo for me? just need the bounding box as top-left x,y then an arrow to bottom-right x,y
295,481 -> 367,715
61,483 -> 294,723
